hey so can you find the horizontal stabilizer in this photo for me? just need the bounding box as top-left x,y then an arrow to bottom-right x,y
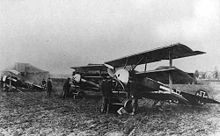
181,92 -> 220,104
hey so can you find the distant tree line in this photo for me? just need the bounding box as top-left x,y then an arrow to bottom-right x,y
195,67 -> 219,80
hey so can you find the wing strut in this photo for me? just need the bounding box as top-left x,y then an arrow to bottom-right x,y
144,63 -> 147,71
123,58 -> 129,69
169,50 -> 173,91
144,57 -> 148,71
132,56 -> 145,70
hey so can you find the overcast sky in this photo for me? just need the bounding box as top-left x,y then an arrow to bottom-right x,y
0,0 -> 220,74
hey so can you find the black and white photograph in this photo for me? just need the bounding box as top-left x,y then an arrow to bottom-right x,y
1,0 -> 220,135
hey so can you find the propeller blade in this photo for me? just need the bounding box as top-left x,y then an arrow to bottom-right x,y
104,63 -> 116,78
107,68 -> 115,78
104,63 -> 114,69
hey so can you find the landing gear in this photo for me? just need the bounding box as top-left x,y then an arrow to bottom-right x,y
195,89 -> 209,105
100,78 -> 138,115
100,97 -> 109,113
100,96 -> 123,114
72,90 -> 85,99
123,98 -> 138,115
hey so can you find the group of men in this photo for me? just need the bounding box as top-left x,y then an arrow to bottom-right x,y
42,76 -> 136,115
42,76 -> 72,99
62,71 -> 79,99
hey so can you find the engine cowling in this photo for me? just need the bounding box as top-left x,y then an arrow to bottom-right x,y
115,69 -> 129,85
72,74 -> 81,83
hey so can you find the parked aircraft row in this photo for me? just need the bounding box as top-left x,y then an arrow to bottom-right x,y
0,74 -> 43,92
71,43 -> 220,114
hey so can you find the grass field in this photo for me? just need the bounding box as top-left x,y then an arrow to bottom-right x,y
1,81 -> 220,136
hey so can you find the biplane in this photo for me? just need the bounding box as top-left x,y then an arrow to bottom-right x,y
71,43 -> 220,114
1,70 -> 43,91
71,64 -> 107,91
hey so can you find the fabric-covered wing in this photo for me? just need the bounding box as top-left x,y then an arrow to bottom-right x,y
105,43 -> 205,67
71,64 -> 108,83
71,64 -> 106,71
71,64 -> 107,75
135,67 -> 195,84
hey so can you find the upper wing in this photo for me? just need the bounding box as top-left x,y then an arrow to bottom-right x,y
105,43 -> 205,67
135,66 -> 195,84
71,64 -> 106,71
71,64 -> 107,75
71,64 -> 109,80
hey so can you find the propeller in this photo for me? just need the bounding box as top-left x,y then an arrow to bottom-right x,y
107,68 -> 115,78
72,74 -> 99,88
72,74 -> 81,83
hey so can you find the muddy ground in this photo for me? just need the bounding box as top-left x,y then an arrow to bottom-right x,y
1,83 -> 220,136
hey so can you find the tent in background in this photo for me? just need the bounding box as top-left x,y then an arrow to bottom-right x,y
11,62 -> 49,85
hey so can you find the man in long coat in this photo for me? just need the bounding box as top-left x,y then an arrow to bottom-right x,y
47,78 -> 52,97
63,78 -> 71,99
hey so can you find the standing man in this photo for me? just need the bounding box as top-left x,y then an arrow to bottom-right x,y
63,77 -> 71,99
41,78 -> 46,90
47,78 -> 52,97
100,79 -> 113,113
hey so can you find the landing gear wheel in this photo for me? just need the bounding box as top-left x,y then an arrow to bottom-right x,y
77,91 -> 85,99
123,98 -> 138,114
195,89 -> 209,105
124,99 -> 133,113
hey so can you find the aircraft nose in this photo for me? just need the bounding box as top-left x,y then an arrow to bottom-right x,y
72,74 -> 81,83
115,69 -> 129,85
